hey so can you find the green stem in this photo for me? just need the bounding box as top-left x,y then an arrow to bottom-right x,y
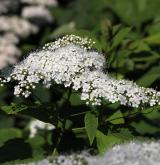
33,94 -> 43,103
72,127 -> 85,132
67,87 -> 72,100
69,111 -> 89,117
52,131 -> 63,156
52,88 -> 73,155
105,108 -> 154,123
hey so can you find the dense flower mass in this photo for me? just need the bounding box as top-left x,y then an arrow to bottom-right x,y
101,141 -> 160,165
20,153 -> 90,165
1,35 -> 160,108
19,141 -> 160,165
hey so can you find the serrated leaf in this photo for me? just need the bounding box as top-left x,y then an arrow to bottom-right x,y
85,112 -> 98,145
1,103 -> 28,115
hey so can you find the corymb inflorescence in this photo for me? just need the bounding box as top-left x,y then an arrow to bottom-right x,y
1,35 -> 160,108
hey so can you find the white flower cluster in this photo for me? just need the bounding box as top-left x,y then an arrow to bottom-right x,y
21,0 -> 58,7
20,153 -> 92,165
21,0 -> 57,26
1,35 -> 160,108
0,33 -> 21,69
51,154 -> 88,165
0,0 -> 57,69
0,16 -> 38,39
22,6 -> 53,24
0,16 -> 38,69
100,140 -> 160,165
29,119 -> 55,138
19,141 -> 160,165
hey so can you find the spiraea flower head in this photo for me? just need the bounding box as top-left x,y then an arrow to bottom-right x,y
1,35 -> 160,108
18,141 -> 160,165
101,140 -> 160,165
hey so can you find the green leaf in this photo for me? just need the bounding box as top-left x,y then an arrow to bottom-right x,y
85,112 -> 98,145
1,103 -> 28,115
0,116 -> 14,129
147,18 -> 160,35
0,128 -> 22,147
106,110 -> 124,124
0,138 -> 34,164
96,130 -> 121,154
110,27 -> 131,49
27,136 -> 45,158
96,130 -> 133,154
106,0 -> 160,27
144,33 -> 160,45
137,65 -> 160,87
129,40 -> 151,52
0,135 -> 49,164
132,120 -> 160,134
